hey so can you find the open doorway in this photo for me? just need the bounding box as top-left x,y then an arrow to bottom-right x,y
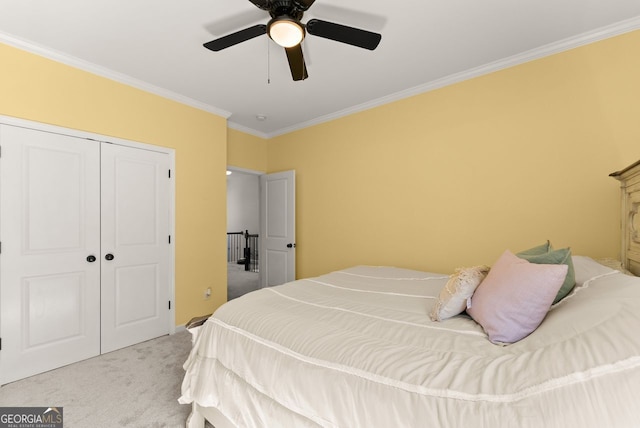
227,168 -> 261,300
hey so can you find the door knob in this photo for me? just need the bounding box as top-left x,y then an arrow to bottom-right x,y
86,255 -> 96,263
287,243 -> 296,248
105,253 -> 115,261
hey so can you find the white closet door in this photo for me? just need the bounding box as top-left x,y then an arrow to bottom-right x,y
0,125 -> 101,385
100,143 -> 170,353
260,170 -> 296,287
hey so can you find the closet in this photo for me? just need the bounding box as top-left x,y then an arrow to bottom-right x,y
0,120 -> 174,385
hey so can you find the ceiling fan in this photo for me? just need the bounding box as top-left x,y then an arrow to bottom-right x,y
203,0 -> 382,81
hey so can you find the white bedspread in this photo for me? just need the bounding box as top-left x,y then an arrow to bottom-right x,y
180,264 -> 640,427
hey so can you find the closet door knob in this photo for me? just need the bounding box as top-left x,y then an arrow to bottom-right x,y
105,253 -> 115,261
86,255 -> 96,263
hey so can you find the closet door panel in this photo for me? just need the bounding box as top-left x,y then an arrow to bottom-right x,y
100,143 -> 170,353
0,125 -> 101,385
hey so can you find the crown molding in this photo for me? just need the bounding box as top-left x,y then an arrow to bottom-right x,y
0,31 -> 232,120
227,121 -> 270,140
3,15 -> 639,140
262,15 -> 640,139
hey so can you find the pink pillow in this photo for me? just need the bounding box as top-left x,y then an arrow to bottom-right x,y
467,250 -> 568,344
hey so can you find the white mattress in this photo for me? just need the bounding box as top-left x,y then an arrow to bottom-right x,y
179,261 -> 640,427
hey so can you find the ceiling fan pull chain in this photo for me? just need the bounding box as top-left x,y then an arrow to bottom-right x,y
267,36 -> 271,84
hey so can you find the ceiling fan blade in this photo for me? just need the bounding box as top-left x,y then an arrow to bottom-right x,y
285,45 -> 308,81
293,0 -> 315,11
203,24 -> 266,51
204,9 -> 265,37
248,0 -> 271,10
306,19 -> 381,50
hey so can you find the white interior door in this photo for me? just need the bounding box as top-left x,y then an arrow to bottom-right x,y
260,170 -> 296,287
0,125 -> 101,385
100,143 -> 171,353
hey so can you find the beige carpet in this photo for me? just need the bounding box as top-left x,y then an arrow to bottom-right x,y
227,263 -> 260,301
0,330 -> 204,428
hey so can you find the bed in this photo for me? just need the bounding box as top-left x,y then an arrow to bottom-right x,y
179,161 -> 640,427
179,259 -> 640,427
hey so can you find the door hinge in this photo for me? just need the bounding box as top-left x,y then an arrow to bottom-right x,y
168,235 -> 171,244
0,337 -> 2,351
168,301 -> 171,310
168,169 -> 171,178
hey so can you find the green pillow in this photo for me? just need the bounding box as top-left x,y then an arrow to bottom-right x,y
517,243 -> 576,304
518,240 -> 552,257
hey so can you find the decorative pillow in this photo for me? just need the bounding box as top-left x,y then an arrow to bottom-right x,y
517,242 -> 576,304
517,240 -> 552,256
467,250 -> 568,345
430,265 -> 490,322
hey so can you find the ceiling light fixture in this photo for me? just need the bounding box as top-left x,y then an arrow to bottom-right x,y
267,16 -> 305,48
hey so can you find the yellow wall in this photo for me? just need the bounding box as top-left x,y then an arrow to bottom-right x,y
0,43 -> 228,325
267,30 -> 640,278
227,128 -> 268,172
4,28 -> 639,324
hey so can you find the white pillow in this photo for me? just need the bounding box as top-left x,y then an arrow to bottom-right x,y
596,258 -> 635,276
571,256 -> 616,287
430,265 -> 490,321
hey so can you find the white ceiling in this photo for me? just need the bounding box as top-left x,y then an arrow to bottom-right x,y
1,1 -> 640,138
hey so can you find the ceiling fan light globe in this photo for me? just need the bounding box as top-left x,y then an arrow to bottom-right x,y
268,18 -> 305,48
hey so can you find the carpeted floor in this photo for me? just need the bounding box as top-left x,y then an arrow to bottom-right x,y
227,263 -> 260,301
0,330 -> 204,428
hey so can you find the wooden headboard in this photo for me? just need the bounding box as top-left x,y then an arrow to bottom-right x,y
610,160 -> 640,276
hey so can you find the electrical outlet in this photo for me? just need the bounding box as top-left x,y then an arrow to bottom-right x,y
204,287 -> 212,300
